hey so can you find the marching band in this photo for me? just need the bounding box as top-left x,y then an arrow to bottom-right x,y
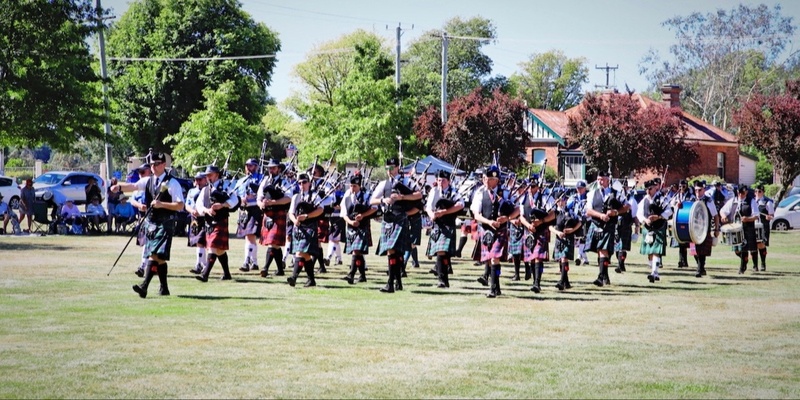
115,146 -> 779,300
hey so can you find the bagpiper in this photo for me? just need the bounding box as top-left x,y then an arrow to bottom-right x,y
425,170 -> 465,288
236,158 -> 263,272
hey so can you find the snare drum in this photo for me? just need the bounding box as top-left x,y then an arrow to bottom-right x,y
720,223 -> 744,246
754,221 -> 766,243
672,200 -> 709,244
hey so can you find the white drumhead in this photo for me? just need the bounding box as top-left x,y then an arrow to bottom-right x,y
688,201 -> 709,244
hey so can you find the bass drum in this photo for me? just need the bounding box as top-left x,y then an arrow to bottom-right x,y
671,200 -> 708,244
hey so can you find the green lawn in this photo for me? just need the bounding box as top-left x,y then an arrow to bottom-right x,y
1,227 -> 799,398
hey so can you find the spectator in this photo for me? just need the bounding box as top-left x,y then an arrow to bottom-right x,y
107,177 -> 120,210
112,195 -> 137,232
60,199 -> 85,234
84,176 -> 102,212
19,179 -> 35,233
0,193 -> 10,234
86,196 -> 107,233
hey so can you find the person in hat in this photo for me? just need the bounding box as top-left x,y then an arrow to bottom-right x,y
85,196 -> 107,233
567,180 -> 590,266
257,158 -> 293,277
720,185 -> 760,274
691,180 -> 720,278
235,157 -> 264,273
637,180 -> 672,283
708,180 -> 728,214
613,179 -> 638,274
112,194 -> 137,232
463,169 -> 485,265
60,198 -> 85,234
370,157 -> 422,293
753,183 -> 774,271
520,174 -> 556,293
186,173 -> 209,274
112,151 -> 184,298
129,163 -> 153,276
470,165 -> 518,298
425,170 -> 465,289
340,174 -> 377,284
550,194 -> 582,290
286,173 -> 324,287
506,178 -> 530,283
323,182 -> 346,269
585,170 -> 630,287
308,162 -> 333,274
195,165 -> 239,283
671,178 -> 696,268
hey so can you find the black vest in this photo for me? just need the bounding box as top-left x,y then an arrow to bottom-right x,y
145,175 -> 175,222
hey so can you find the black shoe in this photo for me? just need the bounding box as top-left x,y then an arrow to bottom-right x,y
593,279 -> 604,287
304,280 -> 316,287
250,264 -> 260,271
275,270 -> 285,276
511,274 -> 520,281
739,268 -> 745,275
760,266 -> 766,271
477,276 -> 488,286
287,276 -> 296,287
260,269 -> 270,278
695,273 -> 702,278
195,275 -> 208,283
336,260 -> 343,265
437,281 -> 447,289
564,282 -> 572,289
429,268 -> 438,276
530,285 -> 541,293
380,285 -> 395,293
654,276 -> 660,281
603,278 -> 611,285
648,274 -> 655,283
343,275 -> 354,285
614,267 -> 623,274
159,287 -> 170,296
132,284 -> 147,298
395,282 -> 403,291
358,275 -> 367,283
324,258 -> 330,267
701,269 -> 707,276
555,282 -> 565,291
486,291 -> 496,298
411,263 -> 420,269
574,259 -> 581,266
220,275 -> 232,281
317,267 -> 327,274
473,261 -> 482,266
239,265 -> 250,272
135,268 -> 144,277
188,266 -> 201,275
401,271 -> 408,278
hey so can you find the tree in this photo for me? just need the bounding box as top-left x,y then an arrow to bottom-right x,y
301,37 -> 415,167
166,81 -> 266,171
401,17 -> 497,110
414,88 -> 528,172
509,50 -> 589,111
0,0 -> 103,150
567,92 -> 697,177
734,80 -> 800,201
639,4 -> 797,131
107,0 -> 280,154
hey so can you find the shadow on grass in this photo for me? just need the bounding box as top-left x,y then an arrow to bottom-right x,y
0,242 -> 72,252
176,294 -> 281,301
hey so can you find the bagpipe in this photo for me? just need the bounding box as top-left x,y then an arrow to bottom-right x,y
434,155 -> 464,222
260,151 -> 297,205
648,166 -> 673,231
205,183 -> 231,224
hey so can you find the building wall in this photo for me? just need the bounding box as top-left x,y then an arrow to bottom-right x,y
687,144 -> 739,183
525,143 -> 560,169
739,156 -> 757,186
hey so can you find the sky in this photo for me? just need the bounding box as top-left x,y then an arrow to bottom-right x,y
101,0 -> 800,103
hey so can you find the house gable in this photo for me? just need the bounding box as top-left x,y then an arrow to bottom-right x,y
525,110 -> 565,146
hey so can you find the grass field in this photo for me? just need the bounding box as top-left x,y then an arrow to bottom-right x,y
1,226 -> 799,399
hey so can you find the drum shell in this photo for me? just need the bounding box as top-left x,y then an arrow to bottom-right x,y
672,201 -> 708,244
720,223 -> 744,246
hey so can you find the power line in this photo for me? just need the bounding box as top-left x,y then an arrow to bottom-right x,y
246,0 -> 407,26
109,48 -> 353,62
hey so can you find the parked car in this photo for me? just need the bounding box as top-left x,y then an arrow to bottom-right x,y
33,171 -> 106,205
0,175 -> 21,210
784,186 -> 800,198
771,194 -> 800,231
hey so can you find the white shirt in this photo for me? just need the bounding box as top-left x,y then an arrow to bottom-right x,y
196,179 -> 235,216
720,196 -> 759,220
425,184 -> 464,214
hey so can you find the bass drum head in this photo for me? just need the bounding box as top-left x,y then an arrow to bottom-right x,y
688,201 -> 709,244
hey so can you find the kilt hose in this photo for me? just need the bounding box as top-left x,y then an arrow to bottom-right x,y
259,208 -> 287,247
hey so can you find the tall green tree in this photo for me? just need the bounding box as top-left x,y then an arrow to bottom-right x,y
639,4 -> 797,131
106,0 -> 280,154
401,16 -> 497,110
301,38 -> 414,167
0,0 -> 103,150
510,50 -> 589,111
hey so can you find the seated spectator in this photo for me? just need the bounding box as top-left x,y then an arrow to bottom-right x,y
60,199 -> 86,234
0,193 -> 10,234
85,196 -> 107,233
112,195 -> 137,232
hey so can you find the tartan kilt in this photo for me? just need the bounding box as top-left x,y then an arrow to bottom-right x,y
187,218 -> 206,247
615,225 -> 632,252
587,221 -> 616,253
640,224 -> 667,256
292,221 -> 320,254
206,219 -> 229,251
507,223 -> 525,256
236,206 -> 262,237
136,221 -> 147,247
461,218 -> 473,235
259,208 -> 287,247
524,229 -> 550,262
317,219 -> 330,243
480,226 -> 508,262
427,222 -> 456,256
345,221 -> 370,254
407,213 -> 422,246
144,218 -> 175,261
553,234 -> 575,260
379,217 -> 408,256
329,216 -> 345,242
693,232 -> 713,257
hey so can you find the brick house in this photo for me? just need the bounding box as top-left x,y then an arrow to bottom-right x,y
522,85 -> 739,186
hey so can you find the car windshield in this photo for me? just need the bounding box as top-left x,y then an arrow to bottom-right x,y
777,196 -> 800,208
34,173 -> 66,185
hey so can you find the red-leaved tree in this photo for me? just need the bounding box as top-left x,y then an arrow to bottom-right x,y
567,92 -> 698,177
734,80 -> 800,201
414,88 -> 528,172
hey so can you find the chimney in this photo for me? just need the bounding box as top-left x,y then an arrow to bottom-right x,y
661,84 -> 682,109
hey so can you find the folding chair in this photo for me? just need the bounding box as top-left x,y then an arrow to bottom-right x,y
32,201 -> 52,234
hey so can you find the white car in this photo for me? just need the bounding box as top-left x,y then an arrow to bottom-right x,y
0,175 -> 21,210
771,195 -> 800,231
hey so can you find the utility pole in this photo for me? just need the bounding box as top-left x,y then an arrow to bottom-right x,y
441,31 -> 449,124
594,63 -> 618,90
395,24 -> 401,88
95,0 -> 113,186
